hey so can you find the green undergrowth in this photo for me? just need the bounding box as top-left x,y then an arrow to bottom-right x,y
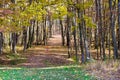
0,66 -> 96,80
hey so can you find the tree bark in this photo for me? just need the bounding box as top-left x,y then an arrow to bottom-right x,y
109,0 -> 118,59
0,32 -> 3,54
11,33 -> 17,53
60,19 -> 65,46
118,0 -> 120,50
23,28 -> 27,52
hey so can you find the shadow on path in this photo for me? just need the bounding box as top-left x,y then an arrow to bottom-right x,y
17,34 -> 73,68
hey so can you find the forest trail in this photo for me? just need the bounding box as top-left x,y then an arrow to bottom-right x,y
18,34 -> 73,68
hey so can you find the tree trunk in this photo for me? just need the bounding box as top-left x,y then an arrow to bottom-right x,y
77,11 -> 85,63
72,13 -> 78,62
0,32 -> 3,54
31,20 -> 35,44
43,18 -> 47,45
118,0 -> 120,51
60,19 -> 65,46
27,26 -> 32,48
11,33 -> 17,53
66,15 -> 71,58
36,21 -> 39,45
109,0 -> 118,59
23,28 -> 27,52
95,0 -> 99,59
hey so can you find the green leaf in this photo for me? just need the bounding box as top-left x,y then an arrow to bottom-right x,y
83,15 -> 96,28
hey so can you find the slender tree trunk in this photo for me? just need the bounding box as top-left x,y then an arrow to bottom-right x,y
11,33 -> 17,53
23,28 -> 27,52
31,20 -> 35,44
72,13 -> 78,62
27,20 -> 33,48
108,20 -> 111,59
97,0 -> 106,60
36,21 -> 39,45
77,9 -> 85,63
27,26 -> 32,48
39,23 -> 43,44
83,27 -> 91,61
109,0 -> 118,59
97,0 -> 102,59
95,0 -> 99,59
73,29 -> 78,61
43,18 -> 47,45
10,0 -> 17,53
82,0 -> 91,61
66,15 -> 71,58
0,32 -> 3,54
102,2 -> 107,60
118,0 -> 120,51
49,15 -> 52,38
60,19 -> 65,46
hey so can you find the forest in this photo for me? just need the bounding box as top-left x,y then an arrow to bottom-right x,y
0,0 -> 120,80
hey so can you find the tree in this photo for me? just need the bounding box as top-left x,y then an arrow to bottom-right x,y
118,0 -> 120,50
109,0 -> 118,59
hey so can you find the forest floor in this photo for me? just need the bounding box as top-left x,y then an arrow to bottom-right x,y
0,34 -> 120,80
0,34 -> 96,80
0,34 -> 74,67
17,35 -> 74,68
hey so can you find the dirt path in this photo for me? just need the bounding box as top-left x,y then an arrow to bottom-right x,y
17,34 -> 73,68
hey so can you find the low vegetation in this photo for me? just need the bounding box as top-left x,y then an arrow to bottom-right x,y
0,66 -> 96,80
84,60 -> 120,80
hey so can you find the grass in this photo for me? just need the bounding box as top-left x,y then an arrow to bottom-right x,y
0,66 -> 96,80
